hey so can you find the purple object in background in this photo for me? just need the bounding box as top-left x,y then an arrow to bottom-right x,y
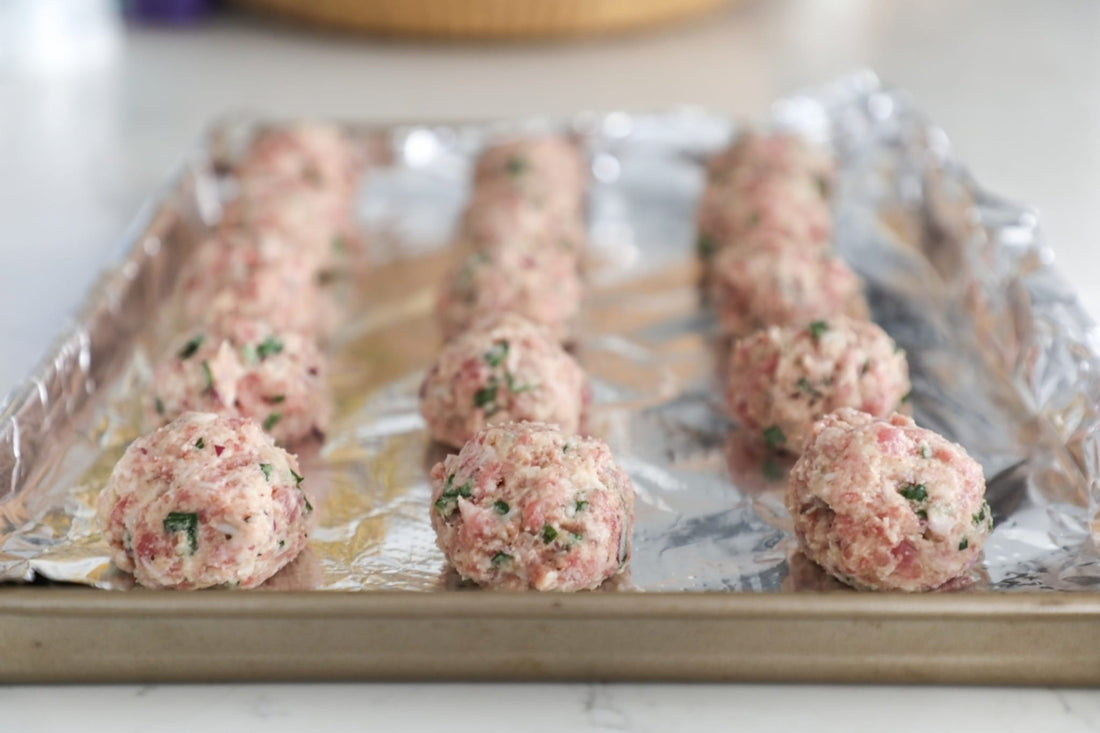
123,0 -> 212,23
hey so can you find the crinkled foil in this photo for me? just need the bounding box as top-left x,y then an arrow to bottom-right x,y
3,71 -> 1099,593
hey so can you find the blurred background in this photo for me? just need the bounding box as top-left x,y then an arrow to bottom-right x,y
1,0 -> 1098,392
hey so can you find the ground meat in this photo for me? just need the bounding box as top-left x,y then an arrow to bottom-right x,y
727,317 -> 911,454
177,231 -> 335,338
696,176 -> 831,265
706,130 -> 834,195
419,314 -> 589,447
460,186 -> 586,258
96,411 -> 314,589
436,246 -> 582,343
150,318 -> 329,447
786,408 -> 991,591
710,245 -> 869,338
429,422 -> 633,591
472,135 -> 586,212
237,122 -> 358,193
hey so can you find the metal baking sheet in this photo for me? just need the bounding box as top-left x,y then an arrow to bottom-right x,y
2,71 -> 1100,684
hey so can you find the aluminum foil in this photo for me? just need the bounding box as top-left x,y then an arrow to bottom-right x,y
3,71 -> 1100,593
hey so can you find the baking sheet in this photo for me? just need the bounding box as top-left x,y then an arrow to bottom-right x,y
2,70 -> 1099,599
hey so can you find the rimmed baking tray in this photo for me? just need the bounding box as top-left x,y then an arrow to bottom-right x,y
3,71 -> 1100,684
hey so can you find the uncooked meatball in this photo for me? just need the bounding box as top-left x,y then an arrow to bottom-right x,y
237,122 -> 358,193
786,408 -> 991,591
460,187 -> 586,258
472,135 -> 586,211
436,246 -> 582,343
710,245 -> 869,338
727,317 -> 911,453
150,318 -> 329,446
706,130 -> 834,195
96,411 -> 314,589
429,422 -> 634,591
419,314 -> 589,448
177,231 -> 335,338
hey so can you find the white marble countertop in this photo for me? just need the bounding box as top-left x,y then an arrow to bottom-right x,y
3,0 -> 1100,727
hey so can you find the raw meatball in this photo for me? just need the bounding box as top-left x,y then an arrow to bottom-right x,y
696,176 -> 831,265
706,131 -> 834,195
429,422 -> 633,591
786,408 -> 991,591
436,246 -> 582,343
96,411 -> 314,589
419,314 -> 589,447
151,318 -> 329,446
710,246 -> 869,338
177,231 -> 335,338
237,122 -> 358,193
473,135 -> 586,211
727,317 -> 911,454
460,187 -> 586,258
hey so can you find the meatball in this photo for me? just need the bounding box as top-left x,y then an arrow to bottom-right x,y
96,411 -> 314,589
706,131 -> 834,195
150,318 -> 329,446
237,122 -> 358,193
460,187 -> 586,258
420,314 -> 589,447
429,422 -> 634,591
726,317 -> 911,454
177,231 -> 335,338
472,135 -> 586,211
696,176 -> 831,265
786,408 -> 991,591
710,245 -> 869,338
436,246 -> 582,343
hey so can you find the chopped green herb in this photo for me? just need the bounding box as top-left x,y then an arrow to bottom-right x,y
696,233 -> 716,258
575,499 -> 589,513
570,532 -> 584,544
303,495 -> 313,512
256,336 -> 284,360
484,341 -> 509,368
808,320 -> 829,340
240,343 -> 257,364
491,551 -> 513,567
562,444 -> 570,453
268,394 -> 286,404
331,234 -> 347,253
260,463 -> 273,481
505,156 -> 527,176
434,475 -> 474,516
154,396 -> 165,416
762,425 -> 786,448
958,537 -> 970,551
290,469 -> 304,488
541,524 -> 558,544
474,381 -> 498,411
899,483 -> 928,502
493,500 -> 510,515
762,458 -> 783,482
505,371 -> 536,394
861,359 -> 871,376
163,512 -> 199,554
916,509 -> 928,520
263,413 -> 282,431
972,503 -> 988,526
920,445 -> 932,459
278,540 -> 286,549
200,360 -> 214,393
194,437 -> 205,449
178,334 -> 204,360
796,377 -> 821,398
900,390 -> 912,404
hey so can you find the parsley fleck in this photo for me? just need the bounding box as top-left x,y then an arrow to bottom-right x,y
484,341 -> 509,368
541,524 -> 558,544
278,540 -> 286,549
493,500 -> 510,515
268,394 -> 286,404
505,156 -> 527,176
505,371 -> 536,394
194,437 -> 205,449
762,425 -> 786,448
901,390 -> 912,404
972,503 -> 988,526
434,474 -> 474,516
899,483 -> 928,502
303,495 -> 313,512
696,233 -> 716,258
290,469 -> 304,488
920,445 -> 932,459
263,413 -> 282,431
200,360 -> 214,393
575,499 -> 589,513
796,377 -> 821,398
260,463 -> 272,481
256,336 -> 284,360
808,320 -> 829,340
178,334 -> 204,360
474,380 -> 498,412
916,509 -> 928,520
958,537 -> 970,551
861,359 -> 871,376
762,458 -> 783,482
154,396 -> 165,416
163,512 -> 198,554
491,551 -> 513,567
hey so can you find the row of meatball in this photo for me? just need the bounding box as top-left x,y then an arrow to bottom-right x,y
421,135 -> 634,592
702,131 -> 990,591
95,124 -> 363,589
